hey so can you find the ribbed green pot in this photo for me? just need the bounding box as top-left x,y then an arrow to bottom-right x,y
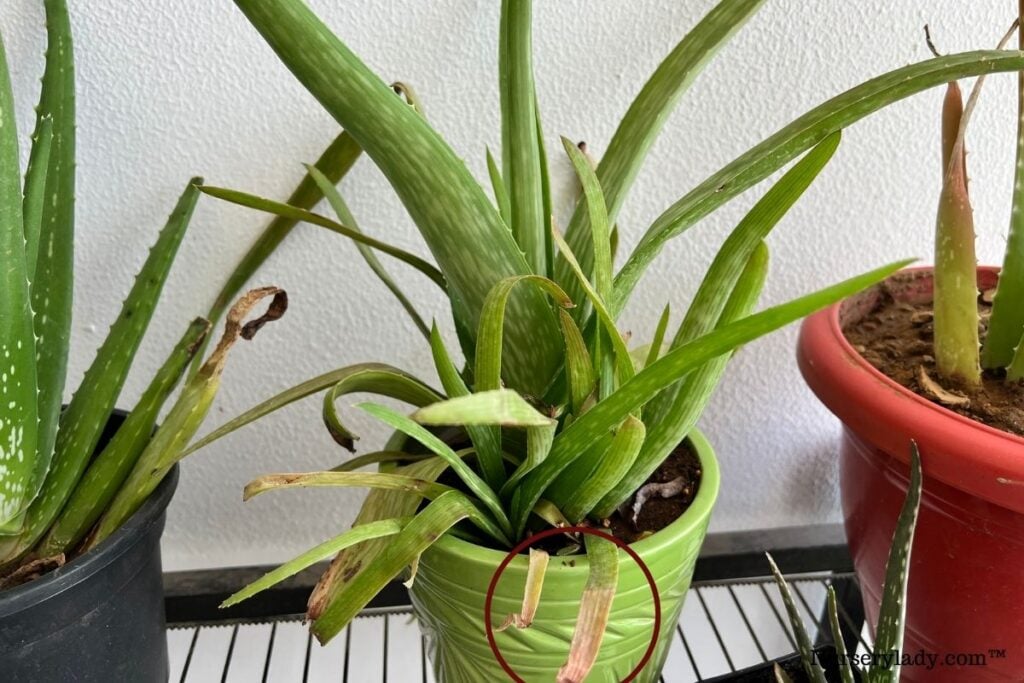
408,429 -> 719,682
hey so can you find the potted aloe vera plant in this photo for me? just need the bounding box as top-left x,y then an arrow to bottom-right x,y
0,2 -> 286,681
798,14 -> 1024,683
187,0 -> 1024,680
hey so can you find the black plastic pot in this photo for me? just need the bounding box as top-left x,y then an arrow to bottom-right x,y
703,645 -> 861,682
0,413 -> 178,683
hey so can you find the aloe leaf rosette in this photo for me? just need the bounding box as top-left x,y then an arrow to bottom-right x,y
197,0 -> 1024,679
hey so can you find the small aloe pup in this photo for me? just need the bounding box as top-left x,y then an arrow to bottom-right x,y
769,443 -> 923,683
929,13 -> 1024,392
189,0 -> 1024,680
0,0 -> 285,585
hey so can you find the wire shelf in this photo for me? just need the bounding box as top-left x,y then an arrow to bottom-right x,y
167,572 -> 863,683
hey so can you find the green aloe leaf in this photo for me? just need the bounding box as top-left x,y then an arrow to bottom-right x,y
0,31 -> 39,529
553,230 -> 634,387
222,518 -> 407,608
429,323 -> 505,489
827,586 -> 856,683
88,288 -> 287,549
676,133 -> 839,350
486,148 -> 512,226
41,318 -> 210,555
320,363 -> 444,452
181,362 -> 432,457
559,309 -> 596,415
231,0 -> 564,397
613,51 -> 1024,315
983,10 -> 1024,370
21,115 -> 52,279
512,259 -> 911,533
637,132 -> 837,481
475,275 -> 574,393
358,402 -> 512,540
563,137 -> 613,302
869,443 -> 923,683
500,0 -> 546,274
410,389 -> 557,498
644,303 -> 672,369
595,241 -> 769,518
9,179 -> 200,559
556,0 -> 767,305
562,415 -> 644,523
412,389 -> 554,428
306,164 -> 430,339
310,490 -> 489,643
26,0 -> 76,520
199,186 -> 447,290
768,552 -> 828,683
331,450 -> 433,472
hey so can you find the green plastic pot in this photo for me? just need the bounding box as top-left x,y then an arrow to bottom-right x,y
408,429 -> 720,682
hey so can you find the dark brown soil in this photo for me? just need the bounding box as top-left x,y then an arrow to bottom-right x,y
843,290 -> 1024,437
605,441 -> 702,544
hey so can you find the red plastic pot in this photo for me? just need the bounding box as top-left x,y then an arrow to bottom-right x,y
798,266 -> 1024,683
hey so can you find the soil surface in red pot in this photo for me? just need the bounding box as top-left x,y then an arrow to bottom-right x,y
844,287 -> 1024,436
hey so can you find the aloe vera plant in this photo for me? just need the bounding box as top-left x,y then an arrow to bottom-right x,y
191,0 -> 1024,672
769,442 -> 923,683
932,12 -> 1024,387
0,0 -> 284,581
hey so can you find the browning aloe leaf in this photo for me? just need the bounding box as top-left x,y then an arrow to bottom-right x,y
310,491 -> 491,643
222,518 -> 408,609
496,548 -> 549,631
87,288 -> 287,548
557,534 -> 618,683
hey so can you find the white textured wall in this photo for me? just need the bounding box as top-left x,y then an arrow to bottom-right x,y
0,1 -> 1017,570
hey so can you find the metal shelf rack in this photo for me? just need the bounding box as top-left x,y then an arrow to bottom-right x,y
163,524 -> 864,682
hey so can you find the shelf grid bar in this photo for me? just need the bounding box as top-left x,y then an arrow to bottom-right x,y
167,573 -> 861,682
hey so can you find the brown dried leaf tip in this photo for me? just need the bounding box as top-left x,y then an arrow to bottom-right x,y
201,287 -> 288,379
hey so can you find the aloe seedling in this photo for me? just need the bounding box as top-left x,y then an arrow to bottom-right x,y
0,0 -> 284,580
770,442 -> 923,683
194,0 -> 1024,659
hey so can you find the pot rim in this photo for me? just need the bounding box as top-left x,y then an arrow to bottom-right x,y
797,265 -> 1024,515
0,464 -> 179,613
427,428 -> 720,571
